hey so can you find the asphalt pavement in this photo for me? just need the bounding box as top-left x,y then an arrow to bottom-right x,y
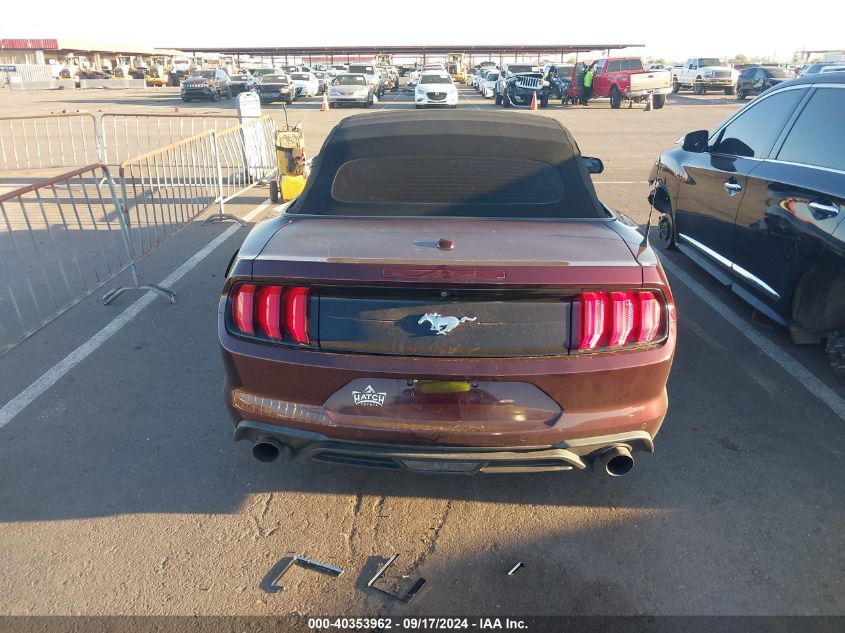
0,83 -> 842,620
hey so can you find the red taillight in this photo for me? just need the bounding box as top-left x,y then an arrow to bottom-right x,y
230,283 -> 310,345
232,284 -> 256,335
283,287 -> 310,344
637,291 -> 662,343
256,286 -> 283,339
579,291 -> 608,350
575,290 -> 664,351
608,291 -> 636,347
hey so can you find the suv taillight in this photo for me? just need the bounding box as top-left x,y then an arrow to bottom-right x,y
574,291 -> 664,351
230,283 -> 310,344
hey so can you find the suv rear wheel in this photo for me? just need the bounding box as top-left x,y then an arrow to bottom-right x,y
826,335 -> 845,383
657,214 -> 678,250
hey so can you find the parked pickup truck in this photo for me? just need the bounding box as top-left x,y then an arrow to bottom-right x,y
589,57 -> 671,109
672,58 -> 739,95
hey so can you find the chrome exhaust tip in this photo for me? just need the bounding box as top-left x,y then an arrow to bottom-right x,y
595,446 -> 635,477
252,436 -> 291,463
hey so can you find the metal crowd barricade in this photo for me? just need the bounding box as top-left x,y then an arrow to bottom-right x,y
118,130 -> 218,257
0,113 -> 101,171
108,115 -> 278,302
0,164 -> 136,356
100,112 -> 241,168
206,115 -> 278,224
0,117 -> 279,350
105,130 -> 222,304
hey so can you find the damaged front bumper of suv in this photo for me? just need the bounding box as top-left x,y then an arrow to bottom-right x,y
505,86 -> 549,107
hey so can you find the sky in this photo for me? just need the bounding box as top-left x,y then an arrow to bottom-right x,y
1,0 -> 842,63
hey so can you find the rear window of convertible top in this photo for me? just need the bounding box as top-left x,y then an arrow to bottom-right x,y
330,156 -> 565,212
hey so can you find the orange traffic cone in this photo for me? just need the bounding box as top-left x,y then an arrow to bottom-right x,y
529,91 -> 538,111
321,92 -> 329,112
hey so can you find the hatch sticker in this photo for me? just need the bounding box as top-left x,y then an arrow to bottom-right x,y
352,385 -> 387,407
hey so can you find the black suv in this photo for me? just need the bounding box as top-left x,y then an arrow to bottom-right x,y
650,72 -> 845,376
737,66 -> 791,100
181,69 -> 231,102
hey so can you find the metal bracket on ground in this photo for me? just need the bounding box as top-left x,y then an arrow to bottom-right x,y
366,554 -> 426,603
267,555 -> 344,592
507,562 -> 524,575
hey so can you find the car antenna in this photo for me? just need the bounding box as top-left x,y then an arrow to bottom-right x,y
636,158 -> 660,262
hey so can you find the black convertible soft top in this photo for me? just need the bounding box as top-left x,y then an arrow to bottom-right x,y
288,111 -> 608,219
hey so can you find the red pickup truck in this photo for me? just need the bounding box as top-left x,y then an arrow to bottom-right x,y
584,57 -> 672,109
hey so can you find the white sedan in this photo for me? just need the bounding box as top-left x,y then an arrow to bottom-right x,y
414,72 -> 458,108
479,70 -> 500,98
290,72 -> 320,97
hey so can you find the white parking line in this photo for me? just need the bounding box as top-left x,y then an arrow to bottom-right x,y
662,258 -> 845,419
594,181 -> 649,185
380,93 -> 406,110
0,200 -> 273,430
459,88 -> 482,110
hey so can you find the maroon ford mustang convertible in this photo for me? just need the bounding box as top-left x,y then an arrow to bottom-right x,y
219,111 -> 676,476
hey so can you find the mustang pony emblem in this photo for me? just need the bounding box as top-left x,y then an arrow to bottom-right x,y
418,313 -> 477,335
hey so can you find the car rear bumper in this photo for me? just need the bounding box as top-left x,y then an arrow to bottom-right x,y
627,87 -> 672,97
220,320 -> 675,456
234,419 -> 655,474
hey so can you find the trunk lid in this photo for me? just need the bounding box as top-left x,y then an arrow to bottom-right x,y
254,217 -> 639,274
251,216 -> 643,357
